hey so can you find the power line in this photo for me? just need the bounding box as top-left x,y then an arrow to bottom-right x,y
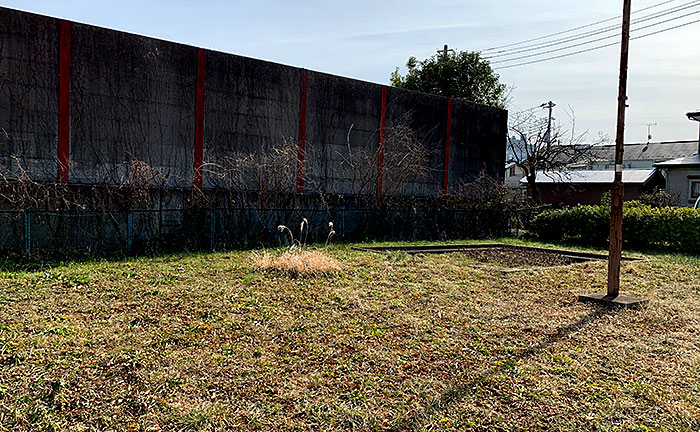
485,0 -> 699,57
481,0 -> 678,52
494,17 -> 700,69
492,8 -> 700,64
483,0 -> 700,59
508,105 -> 551,137
490,8 -> 700,65
508,103 -> 543,115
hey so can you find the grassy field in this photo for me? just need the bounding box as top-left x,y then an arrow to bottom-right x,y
1,239 -> 699,431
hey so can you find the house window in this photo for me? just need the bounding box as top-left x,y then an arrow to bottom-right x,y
509,166 -> 516,177
690,180 -> 700,200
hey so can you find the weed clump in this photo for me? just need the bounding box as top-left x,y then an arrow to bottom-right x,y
255,219 -> 340,277
255,250 -> 341,277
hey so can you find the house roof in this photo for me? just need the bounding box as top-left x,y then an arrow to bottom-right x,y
654,154 -> 700,168
519,169 -> 658,185
588,140 -> 698,162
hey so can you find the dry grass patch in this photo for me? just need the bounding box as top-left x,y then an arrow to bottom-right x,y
255,249 -> 341,276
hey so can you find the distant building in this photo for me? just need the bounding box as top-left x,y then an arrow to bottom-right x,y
575,140 -> 698,170
654,154 -> 700,207
504,162 -> 527,190
520,169 -> 666,206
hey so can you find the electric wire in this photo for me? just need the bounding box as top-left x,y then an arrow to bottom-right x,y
481,0 -> 678,52
483,0 -> 700,59
494,17 -> 700,69
490,8 -> 700,65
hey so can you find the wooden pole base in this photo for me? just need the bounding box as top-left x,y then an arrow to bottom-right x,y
579,293 -> 646,309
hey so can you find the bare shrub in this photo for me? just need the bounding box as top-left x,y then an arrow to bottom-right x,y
381,116 -> 433,203
439,170 -> 528,210
0,155 -> 77,211
202,137 -> 306,227
89,159 -> 170,211
205,137 -> 299,202
117,160 -> 169,209
0,155 -> 170,212
340,113 -> 433,209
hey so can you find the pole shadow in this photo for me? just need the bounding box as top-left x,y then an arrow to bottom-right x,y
386,307 -> 610,431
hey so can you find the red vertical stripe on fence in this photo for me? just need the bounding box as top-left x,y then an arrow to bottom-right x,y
296,69 -> 308,193
193,48 -> 206,188
58,20 -> 71,183
442,98 -> 453,193
377,85 -> 387,197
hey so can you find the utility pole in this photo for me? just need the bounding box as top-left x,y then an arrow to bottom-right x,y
579,0 -> 645,308
542,101 -> 556,147
438,44 -> 455,59
608,0 -> 632,298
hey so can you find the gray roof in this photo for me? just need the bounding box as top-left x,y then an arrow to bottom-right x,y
520,169 -> 657,185
588,140 -> 698,162
654,154 -> 700,168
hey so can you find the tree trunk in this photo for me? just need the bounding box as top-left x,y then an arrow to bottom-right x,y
527,175 -> 541,205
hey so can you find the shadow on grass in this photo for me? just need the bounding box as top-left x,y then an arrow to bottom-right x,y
0,249 -> 214,274
3,236 -> 697,274
387,307 -> 611,431
0,241 -> 281,273
0,240 -> 335,273
0,236 -> 509,273
521,235 -> 700,258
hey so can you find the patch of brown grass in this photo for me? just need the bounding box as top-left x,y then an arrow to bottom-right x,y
255,249 -> 341,276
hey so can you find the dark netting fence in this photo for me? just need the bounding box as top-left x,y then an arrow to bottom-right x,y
0,208 -> 540,259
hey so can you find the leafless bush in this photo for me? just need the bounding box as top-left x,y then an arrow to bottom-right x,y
0,156 -> 76,211
341,113 -> 433,209
84,159 -> 170,211
202,137 -> 305,226
0,155 -> 169,212
205,137 -> 299,199
639,188 -> 676,208
382,117 -> 433,201
438,170 -> 527,211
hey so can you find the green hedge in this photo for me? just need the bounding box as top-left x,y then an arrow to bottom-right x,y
530,203 -> 700,252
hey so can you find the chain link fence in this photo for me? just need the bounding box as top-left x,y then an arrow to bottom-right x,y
0,207 -> 541,259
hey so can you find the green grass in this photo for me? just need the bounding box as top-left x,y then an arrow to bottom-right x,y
0,240 -> 698,431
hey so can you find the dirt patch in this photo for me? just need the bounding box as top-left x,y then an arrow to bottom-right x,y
459,247 -> 584,268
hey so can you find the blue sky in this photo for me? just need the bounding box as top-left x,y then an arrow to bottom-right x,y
3,0 -> 699,143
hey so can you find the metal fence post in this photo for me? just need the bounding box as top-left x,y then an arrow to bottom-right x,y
24,212 -> 31,257
127,212 -> 133,255
210,209 -> 216,251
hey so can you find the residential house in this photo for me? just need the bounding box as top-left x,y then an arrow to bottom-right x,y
577,140 -> 698,170
504,162 -> 527,190
520,169 -> 666,206
654,154 -> 700,207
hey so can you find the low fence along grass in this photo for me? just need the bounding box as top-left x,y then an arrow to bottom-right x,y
0,208 -> 531,259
